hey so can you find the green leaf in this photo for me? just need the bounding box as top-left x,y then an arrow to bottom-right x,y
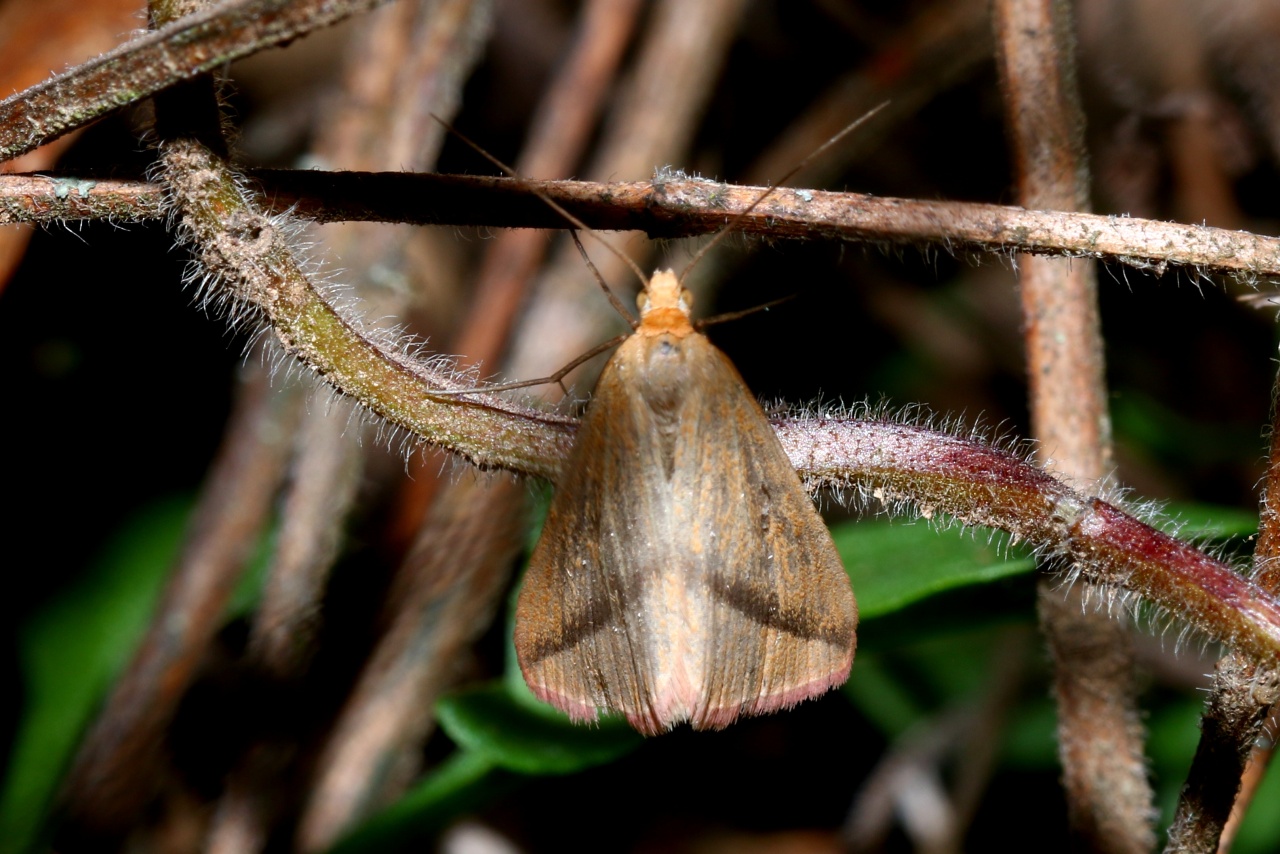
832,519 -> 1034,620
436,681 -> 643,775
0,497 -> 192,854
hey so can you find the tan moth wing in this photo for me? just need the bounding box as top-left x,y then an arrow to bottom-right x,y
514,300 -> 856,734
676,334 -> 857,729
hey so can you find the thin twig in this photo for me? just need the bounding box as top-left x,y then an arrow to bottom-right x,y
843,626 -> 1029,853
0,0 -> 392,163
444,0 -> 645,367
382,0 -> 642,549
282,1 -> 508,849
202,388 -> 366,854
8,171 -> 1280,283
0,0 -> 142,294
994,0 -> 1153,849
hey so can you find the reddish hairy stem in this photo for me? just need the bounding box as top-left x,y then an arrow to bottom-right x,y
776,417 -> 1280,666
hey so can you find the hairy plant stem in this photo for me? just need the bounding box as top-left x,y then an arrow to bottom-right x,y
158,139 -> 576,478
776,417 -> 1280,666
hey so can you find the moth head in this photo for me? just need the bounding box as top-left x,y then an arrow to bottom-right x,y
637,269 -> 693,320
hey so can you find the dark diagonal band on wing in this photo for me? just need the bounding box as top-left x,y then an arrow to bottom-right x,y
707,573 -> 856,646
683,339 -> 858,730
516,576 -> 635,663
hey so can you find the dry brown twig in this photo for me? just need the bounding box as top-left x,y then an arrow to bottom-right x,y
4,171 -> 1279,283
994,1 -> 1152,851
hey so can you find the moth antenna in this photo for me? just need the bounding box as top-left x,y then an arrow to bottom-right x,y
431,114 -> 651,293
428,333 -> 629,397
677,101 -> 890,283
570,230 -> 638,329
695,294 -> 796,331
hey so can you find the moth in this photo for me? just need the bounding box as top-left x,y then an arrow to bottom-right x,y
514,268 -> 858,735
432,109 -> 881,734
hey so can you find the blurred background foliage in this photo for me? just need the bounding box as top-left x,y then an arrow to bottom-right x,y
2,0 -> 1279,851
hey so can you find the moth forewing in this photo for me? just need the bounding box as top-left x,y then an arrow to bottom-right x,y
515,270 -> 857,734
673,335 -> 856,729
